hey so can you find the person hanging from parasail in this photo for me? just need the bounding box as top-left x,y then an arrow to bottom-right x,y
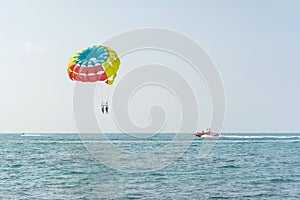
101,101 -> 105,114
105,101 -> 109,114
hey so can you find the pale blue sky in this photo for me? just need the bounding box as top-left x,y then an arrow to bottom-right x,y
0,0 -> 299,133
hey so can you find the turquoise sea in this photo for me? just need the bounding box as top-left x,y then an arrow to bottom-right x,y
1,133 -> 300,199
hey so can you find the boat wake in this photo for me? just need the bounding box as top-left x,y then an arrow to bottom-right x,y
21,134 -> 48,137
220,135 -> 300,139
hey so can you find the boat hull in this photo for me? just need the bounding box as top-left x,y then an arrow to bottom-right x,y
194,132 -> 219,137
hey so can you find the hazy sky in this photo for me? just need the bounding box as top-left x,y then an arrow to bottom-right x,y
0,0 -> 299,133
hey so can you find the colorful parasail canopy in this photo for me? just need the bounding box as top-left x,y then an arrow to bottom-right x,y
67,45 -> 120,85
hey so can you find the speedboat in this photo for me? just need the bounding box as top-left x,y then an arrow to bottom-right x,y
194,129 -> 219,137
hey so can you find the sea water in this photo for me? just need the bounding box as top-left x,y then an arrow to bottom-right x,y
0,133 -> 300,199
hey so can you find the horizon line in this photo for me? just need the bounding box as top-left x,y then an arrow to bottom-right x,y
1,131 -> 300,134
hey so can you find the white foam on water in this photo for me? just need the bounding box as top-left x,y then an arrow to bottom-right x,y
21,134 -> 48,137
221,135 -> 300,139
